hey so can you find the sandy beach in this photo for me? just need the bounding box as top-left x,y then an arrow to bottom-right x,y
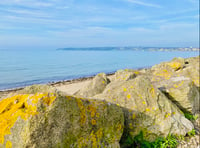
0,73 -> 115,98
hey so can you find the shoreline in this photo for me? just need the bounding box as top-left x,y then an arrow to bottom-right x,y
0,66 -> 148,94
0,72 -> 116,94
0,67 -> 147,94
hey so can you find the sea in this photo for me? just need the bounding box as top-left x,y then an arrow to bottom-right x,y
0,48 -> 199,90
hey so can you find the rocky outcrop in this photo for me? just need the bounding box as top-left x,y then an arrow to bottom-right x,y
178,56 -> 200,87
150,56 -> 200,87
95,75 -> 194,141
0,85 -> 124,148
155,77 -> 199,114
75,73 -> 110,97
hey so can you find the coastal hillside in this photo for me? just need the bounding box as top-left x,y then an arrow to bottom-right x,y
0,56 -> 199,148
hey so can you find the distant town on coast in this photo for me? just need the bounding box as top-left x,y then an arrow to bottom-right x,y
57,47 -> 200,52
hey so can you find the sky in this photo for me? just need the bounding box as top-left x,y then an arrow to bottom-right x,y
0,0 -> 199,49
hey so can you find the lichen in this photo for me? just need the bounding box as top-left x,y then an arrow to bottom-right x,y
167,62 -> 182,70
76,99 -> 86,125
6,141 -> 12,148
0,93 -> 56,145
155,69 -> 172,79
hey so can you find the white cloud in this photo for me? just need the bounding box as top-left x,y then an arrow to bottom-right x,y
126,0 -> 161,8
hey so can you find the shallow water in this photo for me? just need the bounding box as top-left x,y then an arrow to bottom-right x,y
0,48 -> 199,90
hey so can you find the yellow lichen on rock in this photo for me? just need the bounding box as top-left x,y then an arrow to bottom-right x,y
167,62 -> 182,70
0,93 -> 56,144
155,69 -> 172,79
6,141 -> 12,148
76,99 -> 86,125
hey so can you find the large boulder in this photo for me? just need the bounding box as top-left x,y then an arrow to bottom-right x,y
0,85 -> 124,148
177,56 -> 200,87
155,76 -> 199,115
75,73 -> 110,97
150,56 -> 200,87
150,57 -> 186,82
95,75 -> 193,141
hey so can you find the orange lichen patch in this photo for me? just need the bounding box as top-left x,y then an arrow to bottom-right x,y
6,141 -> 12,148
77,99 -> 86,125
165,113 -> 171,118
150,86 -> 156,98
127,94 -> 131,99
0,93 -> 56,144
91,119 -> 97,125
152,107 -> 156,110
134,71 -> 140,75
113,98 -> 117,101
90,131 -> 97,148
173,81 -> 184,88
155,69 -> 172,79
142,101 -> 146,105
96,128 -> 103,140
96,113 -> 100,118
167,62 -> 182,70
87,105 -> 96,118
117,124 -> 122,131
123,88 -> 127,92
145,108 -> 150,112
193,78 -> 200,86
78,128 -> 103,148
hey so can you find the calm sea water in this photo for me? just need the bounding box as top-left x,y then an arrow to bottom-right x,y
0,48 -> 199,90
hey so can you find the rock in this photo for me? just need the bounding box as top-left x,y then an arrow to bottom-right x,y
19,84 -> 56,94
95,75 -> 193,141
75,73 -> 110,97
150,56 -> 200,88
150,57 -> 186,82
178,135 -> 200,148
0,85 -> 124,148
155,77 -> 200,114
177,56 -> 200,87
113,69 -> 138,81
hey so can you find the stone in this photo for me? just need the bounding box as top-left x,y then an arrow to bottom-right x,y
155,77 -> 199,114
75,73 -> 110,97
177,56 -> 200,87
95,75 -> 193,141
113,69 -> 138,81
0,85 -> 124,148
150,56 -> 200,88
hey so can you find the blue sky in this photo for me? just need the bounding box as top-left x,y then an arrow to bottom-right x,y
0,0 -> 199,49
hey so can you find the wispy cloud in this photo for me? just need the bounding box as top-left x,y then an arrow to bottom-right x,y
125,0 -> 161,8
0,0 -> 198,47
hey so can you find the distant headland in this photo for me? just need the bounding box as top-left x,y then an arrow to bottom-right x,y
57,47 -> 200,51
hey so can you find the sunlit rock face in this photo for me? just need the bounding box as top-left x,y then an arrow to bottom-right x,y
95,75 -> 193,141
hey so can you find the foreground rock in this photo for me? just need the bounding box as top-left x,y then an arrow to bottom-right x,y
95,75 -> 194,142
75,73 -> 110,97
0,85 -> 124,148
